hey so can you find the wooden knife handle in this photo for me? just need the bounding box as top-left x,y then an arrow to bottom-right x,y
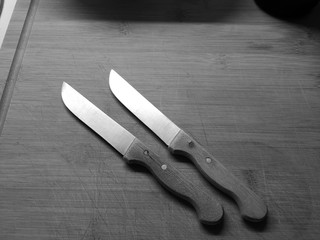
123,138 -> 223,225
168,130 -> 267,222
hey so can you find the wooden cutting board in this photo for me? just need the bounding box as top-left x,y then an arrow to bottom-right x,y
0,0 -> 320,239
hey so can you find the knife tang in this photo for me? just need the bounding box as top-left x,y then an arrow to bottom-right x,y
124,138 -> 223,225
168,129 -> 267,222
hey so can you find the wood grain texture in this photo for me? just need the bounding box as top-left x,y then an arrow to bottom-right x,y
0,0 -> 320,239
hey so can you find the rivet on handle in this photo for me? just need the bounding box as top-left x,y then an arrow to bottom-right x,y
188,140 -> 194,147
206,157 -> 212,164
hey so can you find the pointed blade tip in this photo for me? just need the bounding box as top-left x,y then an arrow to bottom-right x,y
109,69 -> 120,92
61,81 -> 70,94
61,82 -> 68,103
109,69 -> 117,80
61,82 -> 72,107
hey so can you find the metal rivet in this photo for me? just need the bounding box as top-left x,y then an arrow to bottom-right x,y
206,157 -> 212,163
161,164 -> 167,170
188,140 -> 194,147
144,150 -> 149,156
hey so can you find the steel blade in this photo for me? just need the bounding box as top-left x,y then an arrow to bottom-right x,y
109,70 -> 181,146
61,82 -> 135,155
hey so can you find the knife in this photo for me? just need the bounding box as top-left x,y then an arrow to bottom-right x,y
61,82 -> 223,225
109,70 -> 267,222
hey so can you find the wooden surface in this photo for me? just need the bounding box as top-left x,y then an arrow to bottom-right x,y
1,0 -> 320,239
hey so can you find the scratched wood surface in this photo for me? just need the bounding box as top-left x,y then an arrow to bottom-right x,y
1,0 -> 320,239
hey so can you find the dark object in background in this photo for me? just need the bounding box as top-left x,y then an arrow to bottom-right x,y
254,0 -> 320,18
0,0 -> 4,17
